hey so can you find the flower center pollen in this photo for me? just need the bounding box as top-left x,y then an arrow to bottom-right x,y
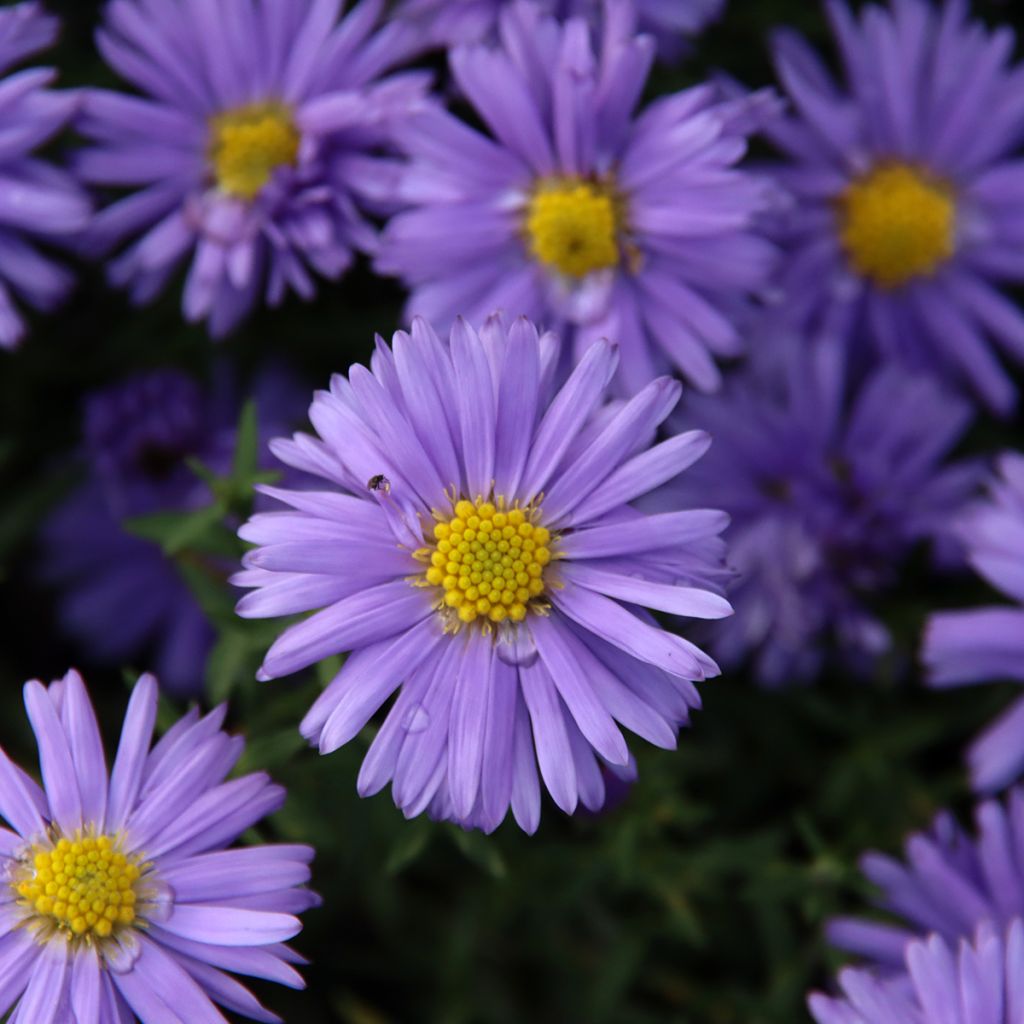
210,102 -> 300,200
14,834 -> 141,940
418,499 -> 553,626
839,163 -> 955,288
526,180 -> 620,278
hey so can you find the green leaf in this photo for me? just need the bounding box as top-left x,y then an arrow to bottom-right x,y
232,400 -> 260,482
206,630 -> 252,704
123,504 -> 227,556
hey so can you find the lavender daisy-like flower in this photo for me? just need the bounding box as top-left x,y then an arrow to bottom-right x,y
394,0 -> 726,59
76,0 -> 427,337
41,366 -> 304,696
0,669 -> 314,1023
767,0 -> 1024,414
810,921 -> 1024,1024
234,314 -> 731,832
827,788 -> 1024,970
376,0 -> 776,394
923,453 -> 1024,793
665,330 -> 977,686
0,1 -> 90,348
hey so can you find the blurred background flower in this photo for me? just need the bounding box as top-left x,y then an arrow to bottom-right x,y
39,364 -> 306,696
75,0 -> 428,336
0,1 -> 90,348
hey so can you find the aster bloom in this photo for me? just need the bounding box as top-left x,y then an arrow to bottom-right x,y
41,366 -> 304,696
0,669 -> 315,1023
0,1 -> 91,348
809,921 -> 1024,1024
393,0 -> 726,60
76,0 -> 428,337
767,0 -> 1024,415
664,330 -> 977,686
234,314 -> 731,832
376,0 -> 777,394
923,453 -> 1024,792
827,788 -> 1024,970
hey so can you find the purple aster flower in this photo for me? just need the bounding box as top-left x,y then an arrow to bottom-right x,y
233,313 -> 731,832
766,0 -> 1024,415
923,453 -> 1024,793
76,0 -> 428,337
376,0 -> 777,395
810,921 -> 1024,1024
827,789 -> 1024,971
41,366 -> 305,696
664,329 -> 977,686
0,669 -> 315,1023
0,2 -> 90,348
393,0 -> 726,60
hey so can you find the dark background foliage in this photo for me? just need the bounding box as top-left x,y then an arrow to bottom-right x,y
1,1 -> 1023,1021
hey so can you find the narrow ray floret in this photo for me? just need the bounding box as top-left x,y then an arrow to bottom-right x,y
74,0 -> 428,336
766,0 -> 1024,414
0,669 -> 316,1023
234,314 -> 732,832
664,329 -> 978,686
0,1 -> 90,348
376,0 -> 777,394
809,922 -> 1024,1024
923,453 -> 1024,792
394,0 -> 726,60
826,788 -> 1024,970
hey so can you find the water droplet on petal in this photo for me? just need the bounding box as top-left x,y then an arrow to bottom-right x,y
402,703 -> 430,734
495,623 -> 539,668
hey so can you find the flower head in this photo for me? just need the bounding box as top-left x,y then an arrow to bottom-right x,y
76,0 -> 428,336
0,669 -> 315,1022
766,0 -> 1024,414
664,330 -> 977,686
394,0 -> 726,60
923,453 -> 1024,792
376,0 -> 776,394
810,921 -> 1024,1024
0,1 -> 90,348
41,366 -> 305,696
827,789 -> 1024,970
234,313 -> 731,832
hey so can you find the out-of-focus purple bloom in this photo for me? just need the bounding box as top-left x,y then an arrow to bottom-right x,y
0,2 -> 91,348
766,0 -> 1024,415
665,330 -> 977,687
810,921 -> 1024,1024
827,790 -> 1024,973
923,453 -> 1024,792
41,366 -> 305,696
393,0 -> 726,59
233,314 -> 731,832
376,0 -> 777,394
0,669 -> 315,1023
76,0 -> 429,337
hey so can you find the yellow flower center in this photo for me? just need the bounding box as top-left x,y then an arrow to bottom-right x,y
209,102 -> 300,200
417,498 -> 553,627
13,834 -> 142,941
526,179 -> 620,278
838,163 -> 955,288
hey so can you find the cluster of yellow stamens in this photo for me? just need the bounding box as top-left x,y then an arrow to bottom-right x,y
14,834 -> 142,940
209,102 -> 300,200
417,498 -> 553,626
838,162 -> 956,289
526,179 -> 621,278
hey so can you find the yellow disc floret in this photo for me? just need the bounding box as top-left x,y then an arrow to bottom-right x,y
418,498 -> 553,627
210,102 -> 300,200
838,163 -> 955,289
14,834 -> 142,941
526,179 -> 620,278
